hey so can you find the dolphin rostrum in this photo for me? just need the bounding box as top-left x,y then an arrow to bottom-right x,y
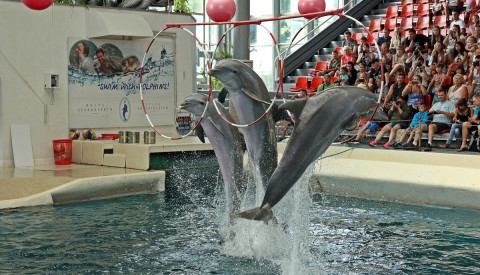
208,59 -> 277,189
180,93 -> 245,214
232,87 -> 378,222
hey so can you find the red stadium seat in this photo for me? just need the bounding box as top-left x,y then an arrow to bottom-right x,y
307,77 -> 324,92
352,33 -> 364,44
335,47 -> 344,55
330,76 -> 339,83
416,4 -> 430,17
384,6 -> 399,19
416,0 -> 429,3
368,19 -> 382,33
423,94 -> 432,110
416,16 -> 430,30
366,33 -> 379,45
384,18 -> 398,31
400,17 -> 413,31
288,77 -> 308,92
433,16 -> 447,29
416,29 -> 429,36
400,5 -> 414,18
401,0 -> 413,4
314,61 -> 327,71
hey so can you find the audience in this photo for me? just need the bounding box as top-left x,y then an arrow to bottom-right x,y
441,98 -> 472,149
457,94 -> 480,151
425,89 -> 456,151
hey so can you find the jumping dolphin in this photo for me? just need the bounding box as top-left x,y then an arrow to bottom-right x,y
233,87 -> 378,222
208,59 -> 277,189
180,93 -> 245,214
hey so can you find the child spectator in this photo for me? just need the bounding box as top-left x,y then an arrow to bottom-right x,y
353,121 -> 381,143
440,98 -> 472,149
370,96 -> 413,148
457,94 -> 480,151
337,66 -> 349,86
399,103 -> 429,148
427,63 -> 447,95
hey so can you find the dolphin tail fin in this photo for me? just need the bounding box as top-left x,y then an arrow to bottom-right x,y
230,204 -> 273,223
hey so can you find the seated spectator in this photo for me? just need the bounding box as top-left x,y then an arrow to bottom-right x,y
384,71 -> 407,108
316,50 -> 341,77
431,0 -> 443,18
353,121 -> 381,143
390,27 -> 405,51
368,58 -> 382,82
388,46 -> 407,80
342,31 -> 358,56
355,72 -> 373,92
341,46 -> 356,66
370,96 -> 413,148
346,61 -> 357,86
428,26 -> 445,52
336,66 -> 350,86
465,36 -> 477,59
464,0 -> 477,27
446,42 -> 468,77
424,89 -> 456,151
444,27 -> 461,52
468,56 -> 480,97
377,28 -> 392,47
402,75 -> 427,110
407,55 -> 430,87
427,63 -> 447,95
429,41 -> 447,66
357,43 -> 374,69
445,0 -> 463,19
399,103 -> 429,148
372,76 -> 388,96
316,74 -> 335,93
404,29 -> 429,54
468,14 -> 480,36
450,10 -> 466,31
378,43 -> 392,73
447,74 -> 468,104
440,98 -> 472,149
357,62 -> 368,76
457,94 -> 480,151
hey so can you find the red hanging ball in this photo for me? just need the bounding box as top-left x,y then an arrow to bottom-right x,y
298,0 -> 326,20
22,0 -> 54,10
206,0 -> 237,22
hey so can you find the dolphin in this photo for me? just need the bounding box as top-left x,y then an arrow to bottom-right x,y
180,93 -> 245,214
232,87 -> 378,222
208,59 -> 277,189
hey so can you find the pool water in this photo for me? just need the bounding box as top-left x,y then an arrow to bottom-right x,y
1,168 -> 480,274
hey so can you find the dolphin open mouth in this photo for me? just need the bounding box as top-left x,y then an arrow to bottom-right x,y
207,68 -> 219,76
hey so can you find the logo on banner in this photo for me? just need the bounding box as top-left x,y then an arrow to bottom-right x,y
119,97 -> 131,122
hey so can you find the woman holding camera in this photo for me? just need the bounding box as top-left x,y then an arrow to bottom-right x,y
402,75 -> 427,110
447,73 -> 469,104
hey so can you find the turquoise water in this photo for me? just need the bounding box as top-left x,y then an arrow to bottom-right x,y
1,170 -> 480,274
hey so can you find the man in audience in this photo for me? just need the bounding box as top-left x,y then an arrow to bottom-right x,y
316,74 -> 335,93
404,29 -> 429,54
446,0 -> 463,19
408,56 -> 431,87
384,72 -> 407,108
342,31 -> 358,56
424,89 -> 456,151
450,10 -> 466,30
377,28 -> 392,46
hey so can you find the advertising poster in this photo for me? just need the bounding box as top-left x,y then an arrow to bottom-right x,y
68,35 -> 175,128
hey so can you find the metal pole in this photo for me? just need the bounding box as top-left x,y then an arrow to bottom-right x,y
233,0 -> 250,60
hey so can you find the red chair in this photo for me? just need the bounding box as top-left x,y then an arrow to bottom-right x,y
440,28 -> 448,36
423,94 -> 432,110
335,47 -> 344,55
416,29 -> 429,36
352,33 -> 364,44
366,33 -> 379,45
401,0 -> 413,4
416,4 -> 430,17
433,16 -> 447,29
314,61 -> 328,71
330,76 -> 339,83
384,6 -> 399,19
384,18 -> 398,31
400,5 -> 414,18
416,16 -> 430,30
400,17 -> 413,31
368,19 -> 382,33
307,77 -> 324,92
404,76 -> 410,84
288,77 -> 308,92
445,76 -> 452,86
416,0 -> 429,3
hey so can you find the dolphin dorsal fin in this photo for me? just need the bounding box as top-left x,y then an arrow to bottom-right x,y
279,98 -> 308,120
241,88 -> 271,105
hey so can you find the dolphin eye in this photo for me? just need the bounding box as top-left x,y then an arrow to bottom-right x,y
233,70 -> 237,74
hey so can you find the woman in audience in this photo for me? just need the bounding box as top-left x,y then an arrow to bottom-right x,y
444,27 -> 460,52
341,46 -> 356,66
457,94 -> 480,151
390,28 -> 404,51
440,98 -> 472,149
429,41 -> 447,66
447,73 -> 469,103
468,56 -> 480,97
402,75 -> 427,110
446,42 -> 468,76
468,14 -> 480,35
427,63 -> 447,95
346,61 -> 358,86
388,46 -> 407,81
429,26 -> 445,51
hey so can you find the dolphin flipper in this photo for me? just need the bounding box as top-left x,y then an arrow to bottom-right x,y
241,88 -> 271,105
279,98 -> 308,120
196,122 -> 206,143
218,88 -> 229,103
231,204 -> 273,223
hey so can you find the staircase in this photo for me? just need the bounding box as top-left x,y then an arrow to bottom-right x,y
282,0 -> 403,91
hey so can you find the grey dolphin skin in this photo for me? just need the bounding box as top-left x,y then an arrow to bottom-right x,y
232,87 -> 378,222
208,59 -> 277,189
180,93 -> 245,214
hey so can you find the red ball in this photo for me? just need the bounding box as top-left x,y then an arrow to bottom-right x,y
22,0 -> 53,10
298,0 -> 326,20
206,0 -> 236,22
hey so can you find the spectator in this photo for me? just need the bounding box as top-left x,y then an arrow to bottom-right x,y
341,46 -> 356,66
427,63 -> 447,95
468,55 -> 480,97
368,59 -> 382,83
457,94 -> 480,151
346,61 -> 358,86
464,36 -> 478,60
357,43 -> 374,68
399,103 -> 429,148
468,14 -> 480,36
444,28 -> 460,51
424,89 -> 456,151
353,121 -> 381,143
388,46 -> 407,79
378,43 -> 392,73
390,27 -> 405,51
336,66 -> 350,86
464,0 -> 477,34
384,71 -> 407,108
377,28 -> 392,47
428,26 -> 445,51
473,25 -> 480,42
447,74 -> 468,104
370,96 -> 413,148
431,0 -> 444,18
408,55 -> 431,86
402,75 -> 427,110
372,76 -> 388,96
404,29 -> 429,54
316,74 -> 335,93
440,98 -> 472,149
446,42 -> 468,76
316,50 -> 341,77
445,0 -> 463,19
342,31 -> 358,56
429,41 -> 447,66
355,72 -> 373,92
357,62 -> 368,76
450,10 -> 466,31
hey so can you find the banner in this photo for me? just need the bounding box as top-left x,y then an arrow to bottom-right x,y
68,35 -> 175,128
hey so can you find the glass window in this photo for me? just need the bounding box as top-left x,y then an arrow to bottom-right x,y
251,1 -> 273,18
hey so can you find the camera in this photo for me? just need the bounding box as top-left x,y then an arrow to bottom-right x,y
474,61 -> 480,67
358,79 -> 365,83
389,48 -> 396,54
416,62 -> 422,66
395,101 -> 401,105
411,81 -> 419,85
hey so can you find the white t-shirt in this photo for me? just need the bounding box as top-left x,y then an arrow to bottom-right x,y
450,19 -> 466,30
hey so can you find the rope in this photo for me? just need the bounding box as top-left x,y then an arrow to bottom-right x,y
317,148 -> 354,161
